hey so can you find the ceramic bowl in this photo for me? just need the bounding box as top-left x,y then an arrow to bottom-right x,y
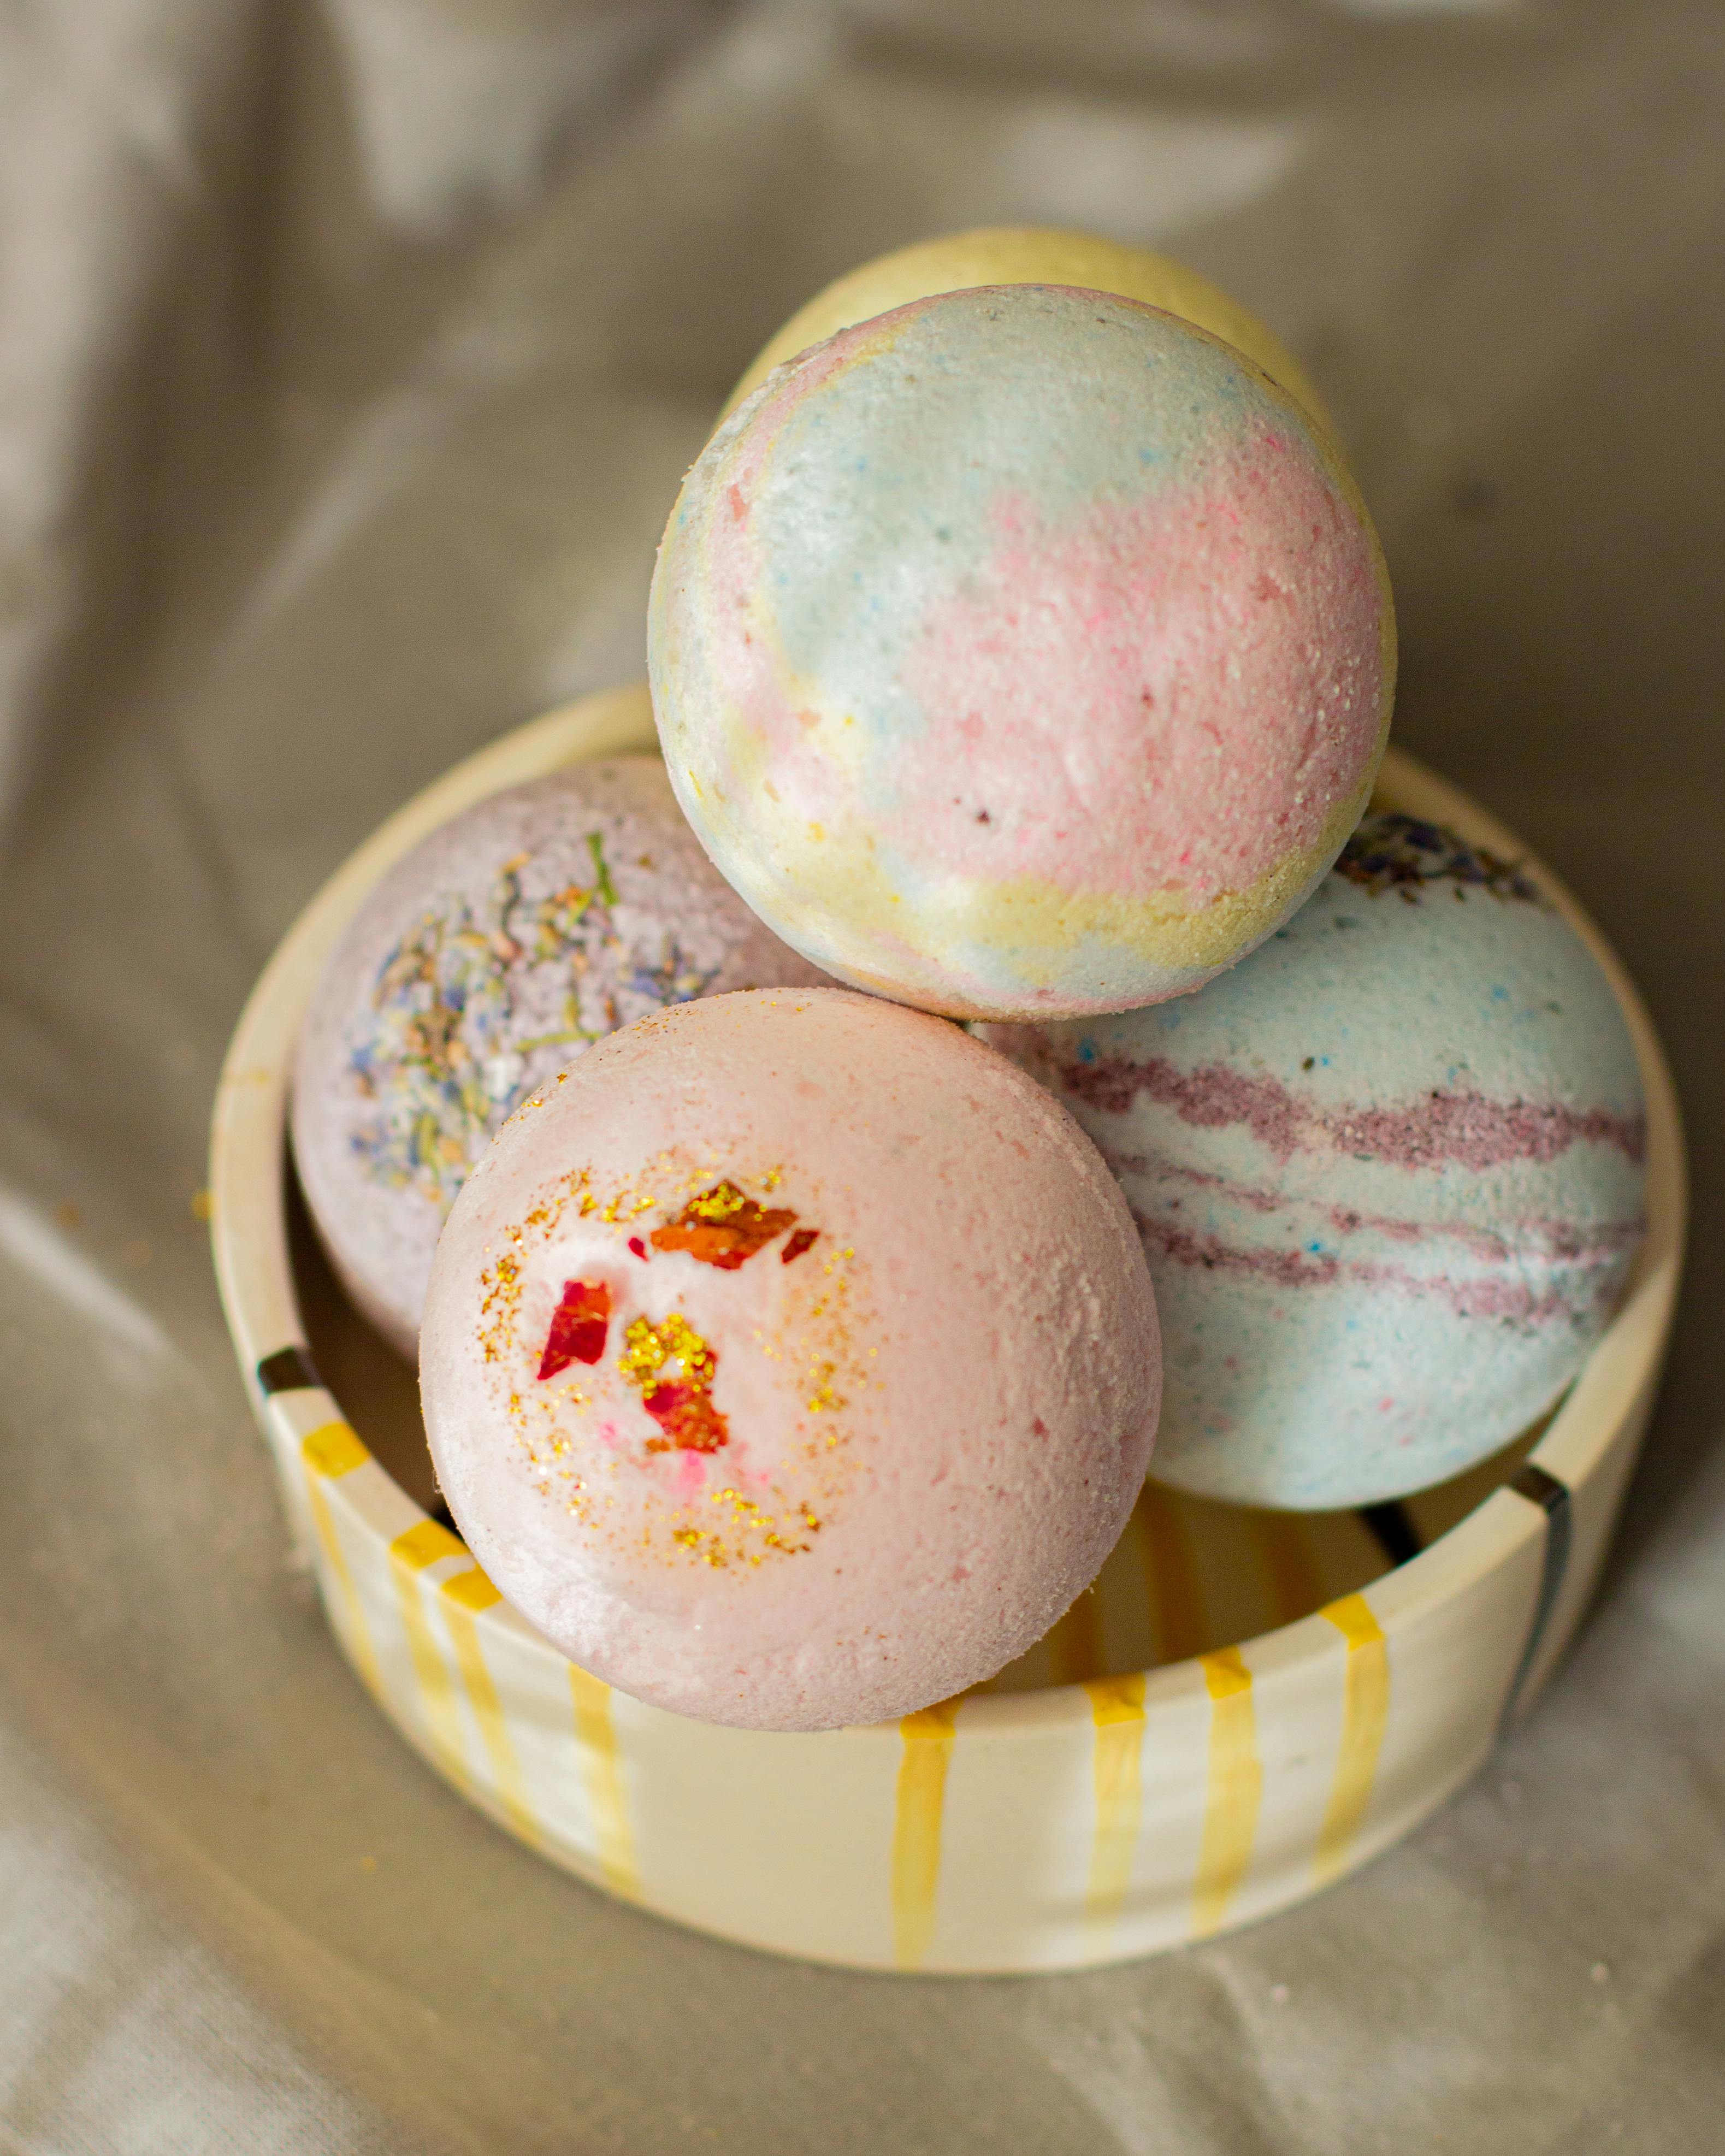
209,682 -> 1683,1972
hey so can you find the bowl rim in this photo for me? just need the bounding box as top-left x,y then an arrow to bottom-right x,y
209,682 -> 1688,1741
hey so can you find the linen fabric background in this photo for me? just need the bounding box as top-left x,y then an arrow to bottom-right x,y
2,2 -> 1723,2148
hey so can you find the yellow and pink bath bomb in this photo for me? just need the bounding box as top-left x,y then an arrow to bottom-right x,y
650,282 -> 1395,1021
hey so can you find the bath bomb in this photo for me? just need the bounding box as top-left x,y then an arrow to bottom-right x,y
985,814 -> 1647,1510
293,758 -> 827,1358
725,224 -> 1331,433
419,988 -> 1160,1731
651,283 -> 1395,1021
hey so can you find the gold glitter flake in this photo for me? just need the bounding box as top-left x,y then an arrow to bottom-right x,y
672,1486 -> 820,1565
619,1311 -> 714,1390
689,1184 -> 745,1222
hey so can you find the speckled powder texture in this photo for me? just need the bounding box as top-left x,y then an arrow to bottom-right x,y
292,758 -> 828,1358
985,815 -> 1647,1510
419,989 -> 1160,1731
649,283 -> 1396,1021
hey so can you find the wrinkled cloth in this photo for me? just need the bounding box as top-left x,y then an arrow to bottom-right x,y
3,2 -> 1723,2149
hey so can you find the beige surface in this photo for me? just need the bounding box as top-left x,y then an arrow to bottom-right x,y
2,0 -> 1722,2148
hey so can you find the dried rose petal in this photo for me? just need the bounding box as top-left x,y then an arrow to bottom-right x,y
649,1179 -> 798,1269
537,1279 -> 611,1379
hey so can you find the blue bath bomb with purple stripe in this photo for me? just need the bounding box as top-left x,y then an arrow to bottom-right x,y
984,813 -> 1647,1509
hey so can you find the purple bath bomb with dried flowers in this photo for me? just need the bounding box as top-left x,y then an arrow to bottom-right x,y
292,758 -> 828,1357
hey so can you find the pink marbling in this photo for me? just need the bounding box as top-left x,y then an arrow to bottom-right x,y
651,284 -> 1395,1018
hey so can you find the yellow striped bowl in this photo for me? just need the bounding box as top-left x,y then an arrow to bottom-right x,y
209,683 -> 1684,1972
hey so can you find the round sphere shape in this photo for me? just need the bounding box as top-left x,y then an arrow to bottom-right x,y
984,816 -> 1648,1509
650,285 -> 1396,1021
420,989 -> 1161,1731
725,223 -> 1331,433
293,759 -> 826,1356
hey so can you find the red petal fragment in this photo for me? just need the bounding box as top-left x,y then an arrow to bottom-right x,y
627,1237 -> 647,1260
649,1179 -> 798,1269
780,1227 -> 820,1265
537,1279 -> 611,1380
641,1381 -> 730,1454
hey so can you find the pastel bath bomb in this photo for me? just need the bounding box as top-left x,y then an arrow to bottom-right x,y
650,283 -> 1395,1021
985,815 -> 1647,1510
293,758 -> 827,1358
419,988 -> 1160,1731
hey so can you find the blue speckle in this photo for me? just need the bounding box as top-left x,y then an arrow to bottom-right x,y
1491,985 -> 1509,1002
1307,1242 -> 1324,1255
1077,1038 -> 1097,1065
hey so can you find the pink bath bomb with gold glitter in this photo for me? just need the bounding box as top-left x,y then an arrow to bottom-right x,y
649,283 -> 1396,1020
419,988 -> 1160,1732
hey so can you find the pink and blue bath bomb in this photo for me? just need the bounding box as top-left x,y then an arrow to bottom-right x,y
649,283 -> 1395,1021
986,814 -> 1648,1509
